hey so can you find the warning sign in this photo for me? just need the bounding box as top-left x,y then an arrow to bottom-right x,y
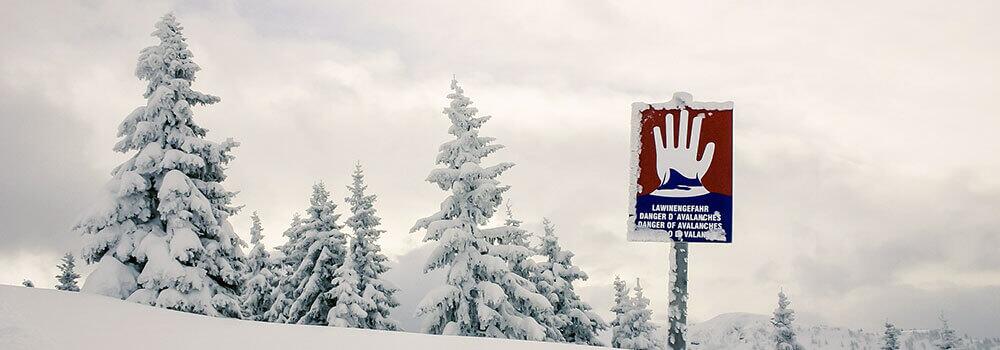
628,92 -> 733,243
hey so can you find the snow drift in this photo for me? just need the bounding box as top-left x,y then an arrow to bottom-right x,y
0,285 -> 598,350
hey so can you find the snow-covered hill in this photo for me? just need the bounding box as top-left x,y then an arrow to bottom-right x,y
0,285 -> 596,350
3,285 -> 997,350
686,312 -> 1000,350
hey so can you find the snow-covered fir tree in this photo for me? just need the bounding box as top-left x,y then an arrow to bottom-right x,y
534,218 -> 607,346
276,213 -> 303,260
22,279 -> 34,288
500,203 -> 539,283
618,279 -> 661,350
881,321 -> 901,350
55,253 -> 81,292
263,213 -> 301,322
74,13 -> 245,317
772,291 -> 803,350
410,78 -> 554,340
240,212 -> 277,321
935,314 -> 962,349
323,251 -> 369,328
502,204 -> 562,341
344,163 -> 400,330
610,275 -> 631,348
264,183 -> 348,325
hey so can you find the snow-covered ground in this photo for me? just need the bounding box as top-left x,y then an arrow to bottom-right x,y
0,285 -> 598,350
4,285 -> 998,350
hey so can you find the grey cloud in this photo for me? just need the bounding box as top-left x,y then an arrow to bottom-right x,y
1,0 -> 999,339
0,83 -> 102,256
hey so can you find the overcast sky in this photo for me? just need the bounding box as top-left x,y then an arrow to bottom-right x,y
2,0 -> 999,339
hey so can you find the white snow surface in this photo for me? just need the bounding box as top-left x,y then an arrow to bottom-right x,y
0,285 -> 599,350
5,285 -> 997,350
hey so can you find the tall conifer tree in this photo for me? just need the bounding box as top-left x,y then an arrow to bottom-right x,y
344,163 -> 399,330
411,78 -> 553,340
75,13 -> 245,317
265,183 -> 348,324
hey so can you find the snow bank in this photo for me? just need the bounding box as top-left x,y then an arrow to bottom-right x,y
0,285 -> 599,350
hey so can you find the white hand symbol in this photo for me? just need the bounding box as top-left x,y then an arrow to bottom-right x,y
651,110 -> 715,197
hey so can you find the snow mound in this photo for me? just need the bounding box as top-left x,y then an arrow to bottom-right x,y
0,285 -> 599,350
80,255 -> 137,299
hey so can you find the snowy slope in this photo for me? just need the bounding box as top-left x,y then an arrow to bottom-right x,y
0,285 -> 598,350
4,285 -> 997,350
685,312 -> 1000,350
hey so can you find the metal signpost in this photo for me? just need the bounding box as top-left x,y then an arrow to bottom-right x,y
627,92 -> 734,350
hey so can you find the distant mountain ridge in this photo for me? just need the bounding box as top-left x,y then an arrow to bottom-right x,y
683,312 -> 1000,350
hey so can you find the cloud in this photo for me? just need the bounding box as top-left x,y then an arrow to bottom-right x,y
0,83 -> 102,256
1,0 -> 999,339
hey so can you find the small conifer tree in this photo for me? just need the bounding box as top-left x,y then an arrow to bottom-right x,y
772,291 -> 803,350
55,253 -> 81,292
881,321 -> 901,350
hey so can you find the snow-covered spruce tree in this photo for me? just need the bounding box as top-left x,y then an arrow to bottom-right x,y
881,321 -> 901,350
74,13 -> 246,317
935,314 -> 961,350
323,251 -> 369,327
55,253 -> 82,292
22,279 -> 34,288
618,279 -> 661,350
502,203 -> 562,341
344,163 -> 400,330
535,218 -> 607,346
240,212 -> 277,321
262,213 -> 300,322
264,183 -> 348,324
610,276 -> 631,348
276,213 -> 303,260
410,78 -> 554,340
500,203 -> 540,284
772,291 -> 803,350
